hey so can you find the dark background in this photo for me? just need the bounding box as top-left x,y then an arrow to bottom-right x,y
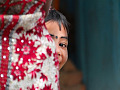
53,0 -> 120,90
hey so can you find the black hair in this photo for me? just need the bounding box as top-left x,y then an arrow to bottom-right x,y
45,9 -> 69,34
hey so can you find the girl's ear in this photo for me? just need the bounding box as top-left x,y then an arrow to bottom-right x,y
43,0 -> 53,17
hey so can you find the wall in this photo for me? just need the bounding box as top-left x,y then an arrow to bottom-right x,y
75,0 -> 120,90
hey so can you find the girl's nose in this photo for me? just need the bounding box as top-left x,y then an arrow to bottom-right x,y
55,43 -> 61,56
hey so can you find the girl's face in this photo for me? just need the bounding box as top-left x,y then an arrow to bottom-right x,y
45,21 -> 68,70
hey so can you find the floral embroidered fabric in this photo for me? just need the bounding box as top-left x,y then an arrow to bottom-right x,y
0,0 -> 59,90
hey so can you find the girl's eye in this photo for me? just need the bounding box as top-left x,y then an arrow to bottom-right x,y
59,43 -> 67,48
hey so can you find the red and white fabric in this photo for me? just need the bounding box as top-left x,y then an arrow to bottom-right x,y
0,0 -> 59,90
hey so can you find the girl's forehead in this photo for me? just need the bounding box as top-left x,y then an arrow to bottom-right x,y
46,20 -> 68,34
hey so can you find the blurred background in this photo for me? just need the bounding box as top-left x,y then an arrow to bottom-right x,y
53,0 -> 120,90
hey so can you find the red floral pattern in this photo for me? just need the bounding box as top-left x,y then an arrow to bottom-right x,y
27,85 -> 39,90
11,62 -> 28,81
36,62 -> 43,68
15,34 -> 39,64
55,74 -> 59,83
29,68 -> 41,79
41,84 -> 53,90
39,53 -> 47,60
26,25 -> 43,38
40,73 -> 48,81
53,52 -> 59,68
45,35 -> 53,42
46,47 -> 52,56
16,27 -> 24,34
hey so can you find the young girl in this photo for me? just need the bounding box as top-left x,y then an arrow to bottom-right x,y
45,9 -> 69,70
0,0 -> 59,90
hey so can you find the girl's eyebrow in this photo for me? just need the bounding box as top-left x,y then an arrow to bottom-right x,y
49,34 -> 68,40
50,34 -> 54,37
61,36 -> 68,40
49,34 -> 58,39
